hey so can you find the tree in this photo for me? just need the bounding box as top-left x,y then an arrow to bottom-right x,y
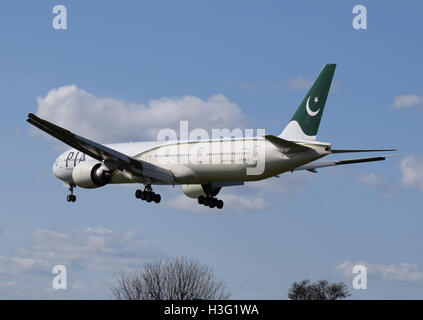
288,279 -> 350,300
111,256 -> 230,300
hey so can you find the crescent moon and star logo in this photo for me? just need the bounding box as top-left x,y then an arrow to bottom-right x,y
306,96 -> 320,117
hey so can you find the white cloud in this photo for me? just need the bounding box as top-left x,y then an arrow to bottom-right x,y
391,94 -> 423,110
35,85 -> 247,143
399,154 -> 423,191
283,77 -> 313,90
165,173 -> 310,213
1,281 -> 17,287
355,172 -> 398,199
247,172 -> 313,198
165,173 -> 311,213
166,193 -> 266,213
356,172 -> 383,187
336,261 -> 423,284
166,194 -> 208,213
220,194 -> 266,211
237,82 -> 259,92
0,227 -> 164,298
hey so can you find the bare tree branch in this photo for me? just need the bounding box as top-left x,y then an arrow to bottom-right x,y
288,279 -> 350,300
111,256 -> 230,300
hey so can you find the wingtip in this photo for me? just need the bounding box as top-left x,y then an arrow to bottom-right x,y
384,153 -> 406,159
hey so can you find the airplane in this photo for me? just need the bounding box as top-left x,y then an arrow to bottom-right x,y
27,64 -> 398,210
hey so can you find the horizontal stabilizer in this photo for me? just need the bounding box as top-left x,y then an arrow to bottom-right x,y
293,154 -> 402,172
331,149 -> 397,154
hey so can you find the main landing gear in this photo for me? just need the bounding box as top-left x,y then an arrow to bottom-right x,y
197,195 -> 224,209
135,185 -> 161,204
66,184 -> 76,202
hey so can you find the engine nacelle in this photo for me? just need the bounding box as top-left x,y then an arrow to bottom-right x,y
182,184 -> 206,199
182,184 -> 221,199
72,162 -> 111,189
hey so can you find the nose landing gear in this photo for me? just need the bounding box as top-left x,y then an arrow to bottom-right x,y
66,184 -> 76,202
135,184 -> 161,204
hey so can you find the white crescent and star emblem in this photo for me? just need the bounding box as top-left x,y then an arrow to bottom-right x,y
306,96 -> 320,117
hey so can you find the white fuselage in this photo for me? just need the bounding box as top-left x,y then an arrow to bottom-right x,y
53,137 -> 331,186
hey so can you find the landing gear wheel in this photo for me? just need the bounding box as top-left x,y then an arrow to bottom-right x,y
154,194 -> 161,203
196,185 -> 223,210
208,198 -> 217,208
137,184 -> 161,204
66,185 -> 76,202
216,200 -> 224,209
197,195 -> 223,210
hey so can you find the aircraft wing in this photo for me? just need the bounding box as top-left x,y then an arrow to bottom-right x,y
293,154 -> 402,173
27,113 -> 174,184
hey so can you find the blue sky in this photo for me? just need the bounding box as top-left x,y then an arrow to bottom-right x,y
1,0 -> 423,299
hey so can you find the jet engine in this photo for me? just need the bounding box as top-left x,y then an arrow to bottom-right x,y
72,162 -> 111,189
182,184 -> 221,199
182,184 -> 206,198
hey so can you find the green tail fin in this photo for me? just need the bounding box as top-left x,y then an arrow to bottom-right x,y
280,64 -> 336,141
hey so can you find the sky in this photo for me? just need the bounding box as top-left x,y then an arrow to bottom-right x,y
1,0 -> 423,299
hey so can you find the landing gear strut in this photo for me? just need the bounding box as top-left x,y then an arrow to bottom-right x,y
135,184 -> 161,204
66,184 -> 76,202
198,195 -> 224,209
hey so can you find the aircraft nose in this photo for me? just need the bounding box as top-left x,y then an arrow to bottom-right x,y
52,158 -> 60,178
52,157 -> 72,182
